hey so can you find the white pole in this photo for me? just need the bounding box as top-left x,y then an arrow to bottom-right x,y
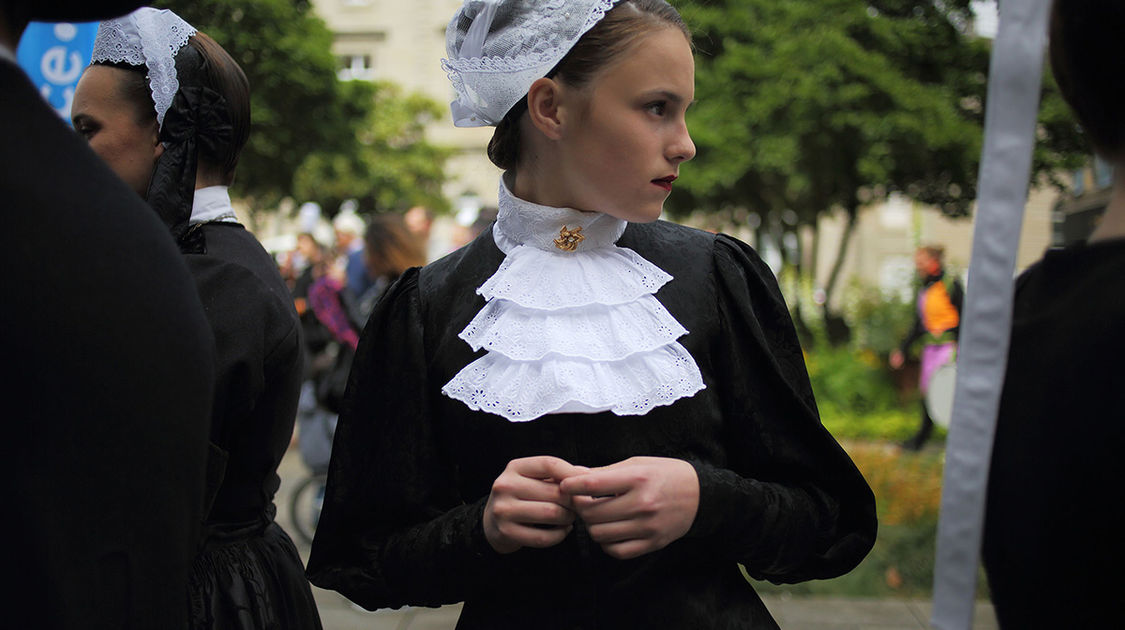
931,1 -> 1051,628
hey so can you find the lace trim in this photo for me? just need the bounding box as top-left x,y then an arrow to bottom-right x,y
479,245 -> 670,310
91,8 -> 196,129
442,0 -> 620,126
492,176 -> 626,253
459,295 -> 688,362
442,343 -> 706,422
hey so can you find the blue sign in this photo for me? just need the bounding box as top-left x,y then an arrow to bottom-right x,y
17,21 -> 99,125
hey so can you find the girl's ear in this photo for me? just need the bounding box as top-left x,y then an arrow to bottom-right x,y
151,121 -> 165,161
526,77 -> 565,140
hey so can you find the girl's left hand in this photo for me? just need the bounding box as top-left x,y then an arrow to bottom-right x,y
559,456 -> 699,560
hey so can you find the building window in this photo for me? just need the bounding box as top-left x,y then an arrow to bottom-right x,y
337,54 -> 375,81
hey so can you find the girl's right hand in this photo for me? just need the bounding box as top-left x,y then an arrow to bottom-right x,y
483,456 -> 586,554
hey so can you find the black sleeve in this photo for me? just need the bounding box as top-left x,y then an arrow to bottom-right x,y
306,268 -> 500,610
949,277 -> 965,340
684,235 -> 877,583
949,277 -> 965,314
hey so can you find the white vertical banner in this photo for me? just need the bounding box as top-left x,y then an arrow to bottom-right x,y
931,2 -> 1050,629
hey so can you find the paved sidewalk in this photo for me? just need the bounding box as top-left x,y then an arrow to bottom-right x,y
279,448 -> 997,630
307,592 -> 998,630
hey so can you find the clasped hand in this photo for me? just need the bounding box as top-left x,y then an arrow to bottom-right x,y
483,455 -> 699,560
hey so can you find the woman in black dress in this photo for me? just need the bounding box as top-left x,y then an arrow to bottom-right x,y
72,8 -> 322,629
308,2 -> 876,628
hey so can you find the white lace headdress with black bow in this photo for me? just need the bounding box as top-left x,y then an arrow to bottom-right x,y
91,7 -> 195,129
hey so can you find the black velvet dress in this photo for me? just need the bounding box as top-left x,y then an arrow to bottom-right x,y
984,239 -> 1125,629
183,220 -> 322,629
308,220 -> 876,629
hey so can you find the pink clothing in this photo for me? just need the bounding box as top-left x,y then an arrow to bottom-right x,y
920,342 -> 956,394
308,276 -> 360,351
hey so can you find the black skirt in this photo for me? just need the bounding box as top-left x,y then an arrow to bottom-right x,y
189,519 -> 322,629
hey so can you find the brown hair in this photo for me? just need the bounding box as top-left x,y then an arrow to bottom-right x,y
486,0 -> 691,171
1049,0 -> 1125,160
93,31 -> 250,185
184,32 -> 250,185
364,214 -> 427,280
918,245 -> 945,263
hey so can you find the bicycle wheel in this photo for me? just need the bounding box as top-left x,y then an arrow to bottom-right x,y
289,473 -> 327,546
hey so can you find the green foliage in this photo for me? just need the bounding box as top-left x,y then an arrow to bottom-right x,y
155,0 -> 356,204
1035,68 -> 1090,186
293,80 -> 452,215
671,0 -> 1085,221
840,279 -> 914,356
670,0 -> 991,224
154,0 -> 451,212
794,275 -> 922,440
821,407 -> 920,442
807,346 -> 897,415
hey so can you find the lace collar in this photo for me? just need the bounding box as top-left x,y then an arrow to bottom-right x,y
441,176 -> 706,422
493,175 -> 626,254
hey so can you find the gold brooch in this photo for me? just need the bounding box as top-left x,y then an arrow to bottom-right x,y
554,225 -> 585,252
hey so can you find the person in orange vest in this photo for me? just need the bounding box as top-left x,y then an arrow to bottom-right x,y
890,245 -> 963,451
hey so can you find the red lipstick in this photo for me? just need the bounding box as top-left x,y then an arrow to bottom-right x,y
652,175 -> 677,191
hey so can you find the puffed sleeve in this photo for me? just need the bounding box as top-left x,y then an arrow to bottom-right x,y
685,234 -> 877,583
306,268 -> 499,609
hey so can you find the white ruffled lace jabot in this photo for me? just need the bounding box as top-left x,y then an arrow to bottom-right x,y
441,177 -> 705,422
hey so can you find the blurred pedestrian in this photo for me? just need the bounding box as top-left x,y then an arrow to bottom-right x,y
406,203 -> 451,262
890,244 -> 962,451
74,8 -> 321,628
289,231 -> 341,460
983,1 -> 1125,627
333,201 -> 370,296
2,1 -> 215,627
355,213 -> 428,321
307,2 -> 876,628
404,204 -> 434,241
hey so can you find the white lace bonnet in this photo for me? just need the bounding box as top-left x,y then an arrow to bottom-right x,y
442,0 -> 624,127
90,7 -> 196,129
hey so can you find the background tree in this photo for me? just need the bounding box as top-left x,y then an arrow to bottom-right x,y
671,0 -> 1084,342
293,80 -> 451,215
156,0 -> 450,220
156,0 -> 357,206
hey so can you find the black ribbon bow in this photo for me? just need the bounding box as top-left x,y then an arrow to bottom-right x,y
146,85 -> 234,255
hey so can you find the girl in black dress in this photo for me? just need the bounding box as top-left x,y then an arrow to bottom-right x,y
72,8 -> 322,629
308,2 -> 876,628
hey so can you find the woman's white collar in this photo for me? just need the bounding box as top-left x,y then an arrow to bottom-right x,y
492,176 -> 627,254
190,186 -> 239,225
441,176 -> 705,422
